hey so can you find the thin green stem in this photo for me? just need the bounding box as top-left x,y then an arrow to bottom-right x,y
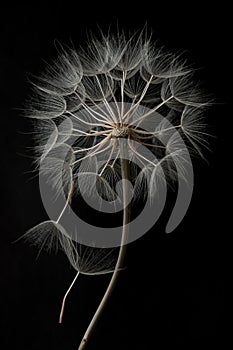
77,139 -> 130,350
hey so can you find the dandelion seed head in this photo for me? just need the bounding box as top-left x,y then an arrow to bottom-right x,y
24,26 -> 211,250
24,27 -> 211,204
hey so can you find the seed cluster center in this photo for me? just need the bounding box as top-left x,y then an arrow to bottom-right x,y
112,125 -> 130,138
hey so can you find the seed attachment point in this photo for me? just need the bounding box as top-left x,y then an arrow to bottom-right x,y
112,125 -> 129,138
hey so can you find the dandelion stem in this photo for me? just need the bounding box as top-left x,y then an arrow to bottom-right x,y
77,140 -> 130,350
56,181 -> 74,223
59,271 -> 80,324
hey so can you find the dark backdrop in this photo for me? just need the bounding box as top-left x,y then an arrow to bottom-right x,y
0,2 -> 230,349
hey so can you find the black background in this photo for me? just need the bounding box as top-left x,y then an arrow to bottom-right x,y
0,1 -> 230,349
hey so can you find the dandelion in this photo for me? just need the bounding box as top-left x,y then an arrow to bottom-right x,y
23,27 -> 210,349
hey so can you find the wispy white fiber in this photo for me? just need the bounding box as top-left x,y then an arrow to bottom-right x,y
23,29 -> 211,325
